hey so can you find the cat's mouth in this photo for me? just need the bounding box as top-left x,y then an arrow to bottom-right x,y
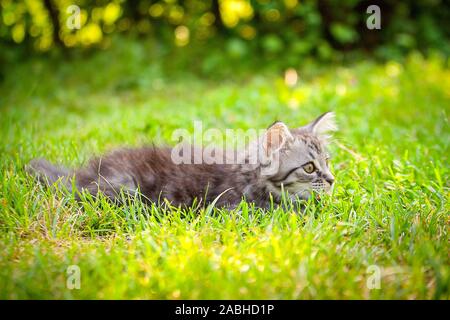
295,188 -> 329,201
311,184 -> 334,200
287,189 -> 312,201
303,190 -> 324,201
276,181 -> 331,201
276,182 -> 313,201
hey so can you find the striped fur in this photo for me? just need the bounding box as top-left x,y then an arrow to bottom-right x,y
26,112 -> 337,209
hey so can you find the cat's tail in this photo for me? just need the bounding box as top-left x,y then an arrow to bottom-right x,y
25,158 -> 72,189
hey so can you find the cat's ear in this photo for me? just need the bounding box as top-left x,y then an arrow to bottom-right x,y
305,112 -> 337,143
262,121 -> 293,156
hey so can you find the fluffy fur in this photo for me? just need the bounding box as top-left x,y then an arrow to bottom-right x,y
26,112 -> 337,209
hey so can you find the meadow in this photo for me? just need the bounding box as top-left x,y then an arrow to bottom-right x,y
0,45 -> 448,299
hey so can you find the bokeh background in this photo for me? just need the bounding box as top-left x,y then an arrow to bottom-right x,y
0,1 -> 449,299
1,0 -> 449,72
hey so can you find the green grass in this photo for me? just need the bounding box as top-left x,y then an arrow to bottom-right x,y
0,48 -> 449,299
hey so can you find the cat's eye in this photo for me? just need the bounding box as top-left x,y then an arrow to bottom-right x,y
325,154 -> 331,166
302,162 -> 316,174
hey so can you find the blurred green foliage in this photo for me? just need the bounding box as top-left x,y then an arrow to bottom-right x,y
0,50 -> 448,299
1,0 -> 449,65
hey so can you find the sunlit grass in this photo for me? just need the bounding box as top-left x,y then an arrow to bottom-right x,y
0,51 -> 448,299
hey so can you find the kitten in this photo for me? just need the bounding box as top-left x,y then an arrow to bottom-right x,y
26,112 -> 337,209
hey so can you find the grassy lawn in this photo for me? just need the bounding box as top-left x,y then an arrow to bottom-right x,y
0,49 -> 448,299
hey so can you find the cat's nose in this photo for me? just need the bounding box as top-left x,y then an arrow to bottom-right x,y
325,175 -> 335,185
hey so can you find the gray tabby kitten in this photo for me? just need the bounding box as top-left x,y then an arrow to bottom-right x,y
26,112 -> 337,209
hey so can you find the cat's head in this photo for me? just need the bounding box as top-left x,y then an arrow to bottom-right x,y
260,112 -> 337,200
